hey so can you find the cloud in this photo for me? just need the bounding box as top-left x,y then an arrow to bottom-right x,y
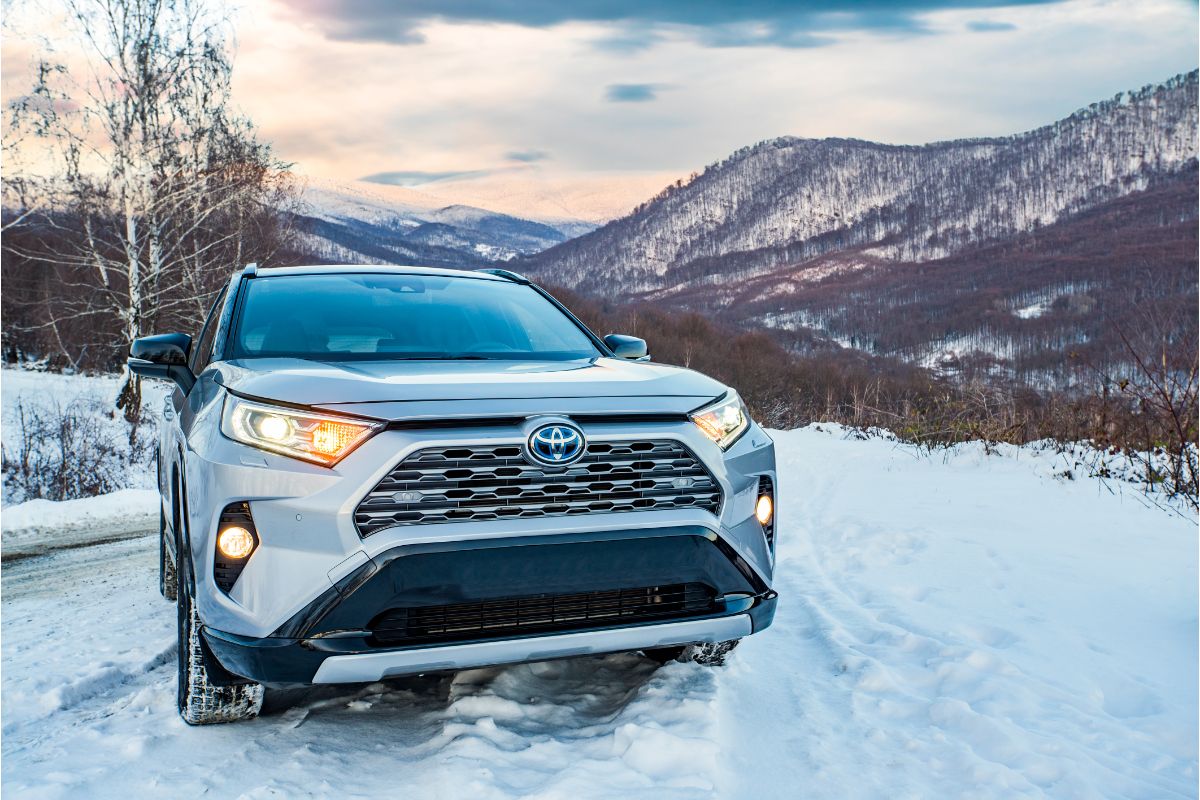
590,28 -> 665,53
606,83 -> 668,102
282,0 -> 1063,48
967,20 -> 1018,32
359,169 -> 493,186
505,149 -> 550,163
227,0 -> 1196,183
699,26 -> 837,48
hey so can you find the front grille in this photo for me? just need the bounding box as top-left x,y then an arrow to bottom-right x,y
369,583 -> 716,646
354,439 -> 721,536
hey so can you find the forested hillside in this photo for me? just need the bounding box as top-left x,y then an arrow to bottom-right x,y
521,72 -> 1198,385
525,72 -> 1196,292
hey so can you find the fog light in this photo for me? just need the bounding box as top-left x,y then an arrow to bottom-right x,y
217,526 -> 255,559
755,494 -> 773,526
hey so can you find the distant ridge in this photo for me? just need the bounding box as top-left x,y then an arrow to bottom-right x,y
519,72 -> 1198,386
522,71 -> 1197,294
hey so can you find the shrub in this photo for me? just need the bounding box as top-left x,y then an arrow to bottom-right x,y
1,397 -> 154,503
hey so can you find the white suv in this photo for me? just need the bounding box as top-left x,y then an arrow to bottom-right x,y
129,264 -> 778,724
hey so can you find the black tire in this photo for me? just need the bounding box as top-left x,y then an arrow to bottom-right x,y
681,639 -> 741,666
176,537 -> 263,725
159,506 -> 177,602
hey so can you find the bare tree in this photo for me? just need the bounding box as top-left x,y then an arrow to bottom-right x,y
1108,312 -> 1199,509
7,0 -> 295,419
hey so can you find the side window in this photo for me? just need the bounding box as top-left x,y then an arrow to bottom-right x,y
190,288 -> 227,374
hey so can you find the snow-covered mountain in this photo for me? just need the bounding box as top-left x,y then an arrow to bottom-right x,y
401,169 -> 684,225
518,73 -> 1198,384
294,178 -> 597,267
521,72 -> 1198,295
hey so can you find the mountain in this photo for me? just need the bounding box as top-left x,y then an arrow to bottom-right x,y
293,178 -> 597,267
291,169 -> 689,268
396,169 -> 683,225
520,72 -> 1199,383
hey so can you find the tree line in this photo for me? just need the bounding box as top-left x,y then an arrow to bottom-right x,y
554,285 -> 1197,508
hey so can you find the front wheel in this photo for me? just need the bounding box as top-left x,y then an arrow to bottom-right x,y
177,559 -> 263,725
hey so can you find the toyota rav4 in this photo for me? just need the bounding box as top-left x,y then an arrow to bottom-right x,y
129,264 -> 778,724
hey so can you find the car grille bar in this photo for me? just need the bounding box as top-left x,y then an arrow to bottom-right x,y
369,583 -> 716,646
354,439 -> 721,536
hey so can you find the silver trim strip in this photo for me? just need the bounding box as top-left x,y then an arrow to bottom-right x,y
311,614 -> 752,683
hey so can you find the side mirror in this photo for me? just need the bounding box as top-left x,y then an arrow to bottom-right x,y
603,334 -> 648,361
129,333 -> 195,394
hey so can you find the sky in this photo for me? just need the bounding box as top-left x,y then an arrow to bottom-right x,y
3,0 -> 1198,188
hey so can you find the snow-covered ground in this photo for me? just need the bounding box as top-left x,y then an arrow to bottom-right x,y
2,424 -> 1195,798
1,368 -> 170,507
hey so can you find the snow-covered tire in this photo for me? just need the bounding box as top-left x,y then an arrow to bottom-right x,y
159,507 -> 177,602
681,639 -> 741,666
177,561 -> 262,725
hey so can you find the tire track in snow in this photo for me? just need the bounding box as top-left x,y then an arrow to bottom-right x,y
719,429 -> 1197,799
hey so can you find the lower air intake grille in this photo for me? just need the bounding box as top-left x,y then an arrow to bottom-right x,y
354,439 -> 721,536
369,583 -> 716,647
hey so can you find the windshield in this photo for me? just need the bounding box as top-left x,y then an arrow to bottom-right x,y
228,273 -> 601,362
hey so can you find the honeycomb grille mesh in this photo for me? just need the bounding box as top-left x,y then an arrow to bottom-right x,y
354,440 -> 721,536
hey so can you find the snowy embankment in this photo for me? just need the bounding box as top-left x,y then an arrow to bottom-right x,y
2,422 -> 1196,798
2,488 -> 158,560
1,368 -> 165,556
0,370 -> 170,504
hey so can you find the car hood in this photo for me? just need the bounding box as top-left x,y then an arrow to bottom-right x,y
214,358 -> 726,420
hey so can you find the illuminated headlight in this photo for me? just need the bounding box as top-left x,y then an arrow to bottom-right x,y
221,397 -> 382,466
690,392 -> 750,450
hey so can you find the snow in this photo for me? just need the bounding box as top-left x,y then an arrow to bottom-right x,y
2,489 -> 158,560
1,368 -> 169,506
1014,299 -> 1052,319
2,425 -> 1196,798
302,170 -> 676,230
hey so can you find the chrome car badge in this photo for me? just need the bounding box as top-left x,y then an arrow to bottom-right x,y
526,422 -> 586,467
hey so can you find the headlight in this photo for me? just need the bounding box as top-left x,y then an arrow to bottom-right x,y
690,392 -> 749,450
221,397 -> 382,466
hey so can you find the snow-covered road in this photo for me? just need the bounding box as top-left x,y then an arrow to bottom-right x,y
2,427 -> 1196,799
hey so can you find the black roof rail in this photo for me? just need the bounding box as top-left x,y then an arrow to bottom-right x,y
476,268 -> 530,285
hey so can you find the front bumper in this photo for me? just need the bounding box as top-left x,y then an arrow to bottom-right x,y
206,607 -> 773,685
186,416 -> 778,641
203,524 -> 778,686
